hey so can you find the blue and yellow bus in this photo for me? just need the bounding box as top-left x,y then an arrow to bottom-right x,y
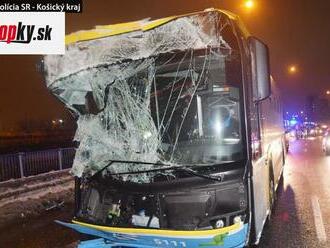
44,8 -> 286,248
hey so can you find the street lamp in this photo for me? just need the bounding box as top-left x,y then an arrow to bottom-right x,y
326,90 -> 330,95
288,65 -> 297,74
244,0 -> 255,9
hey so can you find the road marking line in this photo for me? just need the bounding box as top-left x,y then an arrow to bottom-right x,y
311,196 -> 327,242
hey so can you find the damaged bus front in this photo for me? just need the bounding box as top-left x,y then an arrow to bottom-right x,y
43,9 -> 276,248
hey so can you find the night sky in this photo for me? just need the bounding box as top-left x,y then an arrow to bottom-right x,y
0,0 -> 329,130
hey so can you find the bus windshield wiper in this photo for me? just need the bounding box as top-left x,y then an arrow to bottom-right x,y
90,160 -> 223,182
172,167 -> 223,182
89,160 -> 167,180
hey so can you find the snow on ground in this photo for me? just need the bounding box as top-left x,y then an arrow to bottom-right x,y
0,169 -> 74,228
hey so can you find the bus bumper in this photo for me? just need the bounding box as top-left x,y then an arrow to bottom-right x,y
57,221 -> 248,248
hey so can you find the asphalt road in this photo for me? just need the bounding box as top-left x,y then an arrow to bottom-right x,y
259,136 -> 330,248
1,137 -> 330,248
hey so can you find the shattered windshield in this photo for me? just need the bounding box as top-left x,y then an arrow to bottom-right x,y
151,49 -> 244,165
43,11 -> 246,181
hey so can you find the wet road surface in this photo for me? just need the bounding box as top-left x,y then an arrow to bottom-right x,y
259,137 -> 330,247
1,137 -> 330,247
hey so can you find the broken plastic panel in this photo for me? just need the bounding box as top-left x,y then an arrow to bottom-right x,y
43,11 -> 245,181
76,175 -> 247,230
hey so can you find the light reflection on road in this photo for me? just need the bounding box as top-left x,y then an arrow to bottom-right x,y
260,136 -> 330,247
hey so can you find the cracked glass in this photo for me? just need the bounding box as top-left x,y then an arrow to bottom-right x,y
43,11 -> 245,182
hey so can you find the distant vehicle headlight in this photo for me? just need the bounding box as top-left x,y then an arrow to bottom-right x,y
290,130 -> 296,137
326,139 -> 330,147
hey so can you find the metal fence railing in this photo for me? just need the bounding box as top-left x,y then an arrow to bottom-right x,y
0,148 -> 75,182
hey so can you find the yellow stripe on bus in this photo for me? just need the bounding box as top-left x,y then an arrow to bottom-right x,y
142,17 -> 176,31
72,220 -> 241,237
65,21 -> 142,45
65,9 -> 250,46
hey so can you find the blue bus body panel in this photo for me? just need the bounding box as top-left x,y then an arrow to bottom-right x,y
56,221 -> 248,248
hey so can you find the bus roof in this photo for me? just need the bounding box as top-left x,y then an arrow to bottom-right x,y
65,8 -> 250,45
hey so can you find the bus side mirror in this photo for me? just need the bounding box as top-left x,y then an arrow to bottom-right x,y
249,37 -> 271,102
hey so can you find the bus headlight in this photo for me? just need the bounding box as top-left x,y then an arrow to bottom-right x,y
215,219 -> 225,228
233,215 -> 242,224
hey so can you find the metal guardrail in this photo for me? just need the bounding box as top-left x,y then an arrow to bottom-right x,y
0,148 -> 75,182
